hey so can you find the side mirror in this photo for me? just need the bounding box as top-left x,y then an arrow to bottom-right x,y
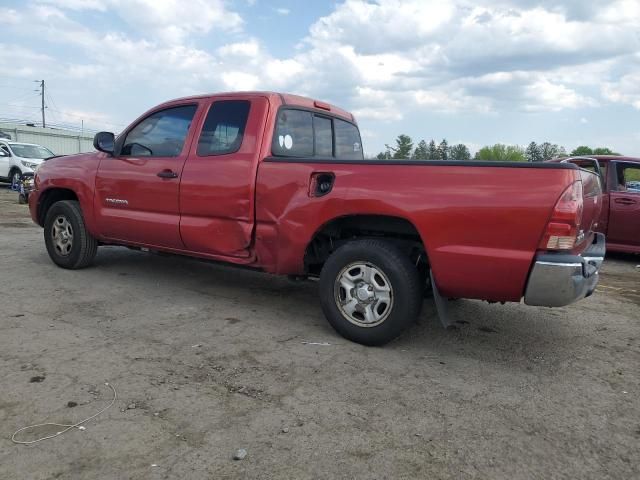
94,131 -> 115,154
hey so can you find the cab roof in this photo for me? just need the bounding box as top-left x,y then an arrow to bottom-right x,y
158,91 -> 356,123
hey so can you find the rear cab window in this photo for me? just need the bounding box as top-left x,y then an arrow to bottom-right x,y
272,108 -> 363,160
197,100 -> 251,156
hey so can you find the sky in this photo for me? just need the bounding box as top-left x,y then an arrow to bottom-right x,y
1,0 -> 639,157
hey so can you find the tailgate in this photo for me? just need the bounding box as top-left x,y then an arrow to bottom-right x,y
578,168 -> 603,242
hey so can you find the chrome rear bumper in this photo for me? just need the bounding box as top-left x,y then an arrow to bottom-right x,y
524,233 -> 605,307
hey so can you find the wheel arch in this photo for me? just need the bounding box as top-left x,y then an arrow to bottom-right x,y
303,214 -> 429,276
37,187 -> 79,226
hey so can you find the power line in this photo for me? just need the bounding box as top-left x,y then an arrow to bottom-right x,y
0,84 -> 40,92
44,90 -> 60,126
5,91 -> 40,104
2,80 -> 126,132
0,102 -> 43,110
44,106 -> 127,129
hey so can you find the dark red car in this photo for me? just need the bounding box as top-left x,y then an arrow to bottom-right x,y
29,92 -> 605,345
552,156 -> 639,254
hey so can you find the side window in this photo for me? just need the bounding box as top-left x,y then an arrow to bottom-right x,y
197,100 -> 251,156
619,164 -> 640,193
0,144 -> 9,156
314,116 -> 333,157
334,119 -> 363,160
272,110 -> 313,157
121,105 -> 197,157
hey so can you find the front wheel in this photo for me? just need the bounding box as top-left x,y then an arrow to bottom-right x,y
319,239 -> 423,346
44,200 -> 98,269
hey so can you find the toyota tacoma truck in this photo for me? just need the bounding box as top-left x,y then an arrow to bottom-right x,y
551,155 -> 639,254
29,92 -> 605,346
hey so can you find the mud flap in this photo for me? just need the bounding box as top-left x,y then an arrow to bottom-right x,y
430,269 -> 454,329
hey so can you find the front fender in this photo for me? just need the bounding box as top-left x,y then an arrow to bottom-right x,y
31,153 -> 103,235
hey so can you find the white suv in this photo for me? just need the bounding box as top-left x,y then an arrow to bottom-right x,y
0,141 -> 55,188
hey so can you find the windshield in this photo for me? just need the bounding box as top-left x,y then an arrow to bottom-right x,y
9,144 -> 54,159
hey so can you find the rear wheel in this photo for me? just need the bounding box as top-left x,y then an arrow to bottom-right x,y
44,200 -> 98,269
319,239 -> 423,346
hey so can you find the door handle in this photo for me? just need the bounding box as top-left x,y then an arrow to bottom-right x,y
309,172 -> 335,197
157,169 -> 178,179
614,197 -> 636,205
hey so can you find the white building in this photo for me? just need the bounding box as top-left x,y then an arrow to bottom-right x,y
0,122 -> 94,156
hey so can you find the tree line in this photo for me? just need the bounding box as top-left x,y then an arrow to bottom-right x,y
375,135 -> 621,162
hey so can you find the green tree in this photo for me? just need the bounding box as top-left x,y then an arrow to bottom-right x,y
475,144 -> 526,162
389,134 -> 413,159
449,144 -> 471,160
525,142 -> 542,162
592,147 -> 620,155
412,140 -> 429,160
376,149 -> 392,160
427,139 -> 438,160
437,139 -> 449,160
538,142 -> 565,161
571,146 -> 593,156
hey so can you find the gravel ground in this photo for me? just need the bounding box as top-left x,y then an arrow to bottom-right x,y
0,186 -> 638,480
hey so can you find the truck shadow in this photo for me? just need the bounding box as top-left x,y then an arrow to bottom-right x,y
86,247 -> 592,366
605,251 -> 639,262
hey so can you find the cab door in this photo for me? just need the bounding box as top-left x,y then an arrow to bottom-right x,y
179,96 -> 269,256
94,104 -> 200,248
608,162 -> 640,248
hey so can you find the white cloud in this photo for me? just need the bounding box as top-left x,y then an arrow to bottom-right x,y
36,0 -> 243,43
523,78 -> 597,111
112,0 -> 243,43
221,72 -> 260,91
603,72 -> 640,110
275,7 -> 290,16
414,88 -> 492,113
3,0 -> 640,152
218,40 -> 261,58
0,7 -> 21,23
36,0 -> 106,11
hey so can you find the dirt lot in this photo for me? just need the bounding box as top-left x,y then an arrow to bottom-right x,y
0,186 -> 638,480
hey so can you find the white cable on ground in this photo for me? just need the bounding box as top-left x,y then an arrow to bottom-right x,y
11,382 -> 117,445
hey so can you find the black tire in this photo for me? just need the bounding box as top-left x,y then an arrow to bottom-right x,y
18,193 -> 27,204
44,200 -> 98,269
319,239 -> 423,346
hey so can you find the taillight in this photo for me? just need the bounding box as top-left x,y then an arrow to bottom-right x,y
540,181 -> 584,251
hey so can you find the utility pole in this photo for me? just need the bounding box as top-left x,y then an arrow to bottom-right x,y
40,80 -> 45,128
35,80 -> 45,127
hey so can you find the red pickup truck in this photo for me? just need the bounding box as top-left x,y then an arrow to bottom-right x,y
551,156 -> 639,254
29,92 -> 605,345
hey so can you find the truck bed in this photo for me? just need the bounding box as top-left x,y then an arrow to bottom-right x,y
255,159 -> 589,302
